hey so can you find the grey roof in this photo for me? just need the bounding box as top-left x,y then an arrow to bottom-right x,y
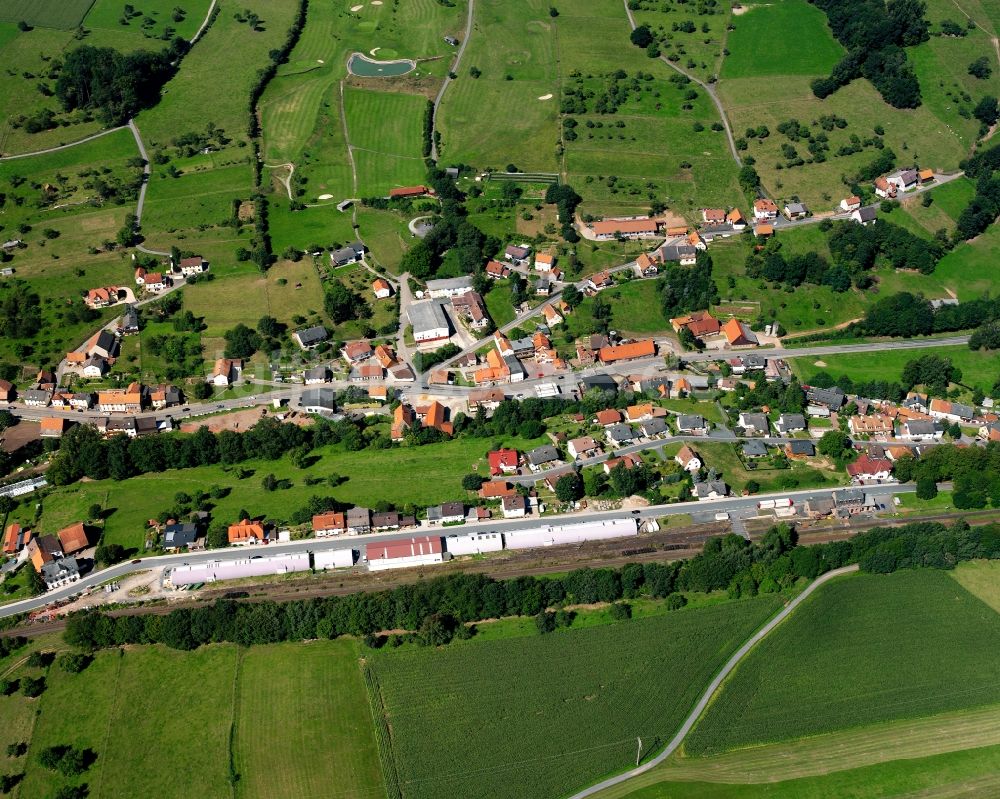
606,423 -> 635,442
640,377 -> 671,395
657,244 -> 697,262
331,243 -> 364,264
93,329 -> 117,354
741,354 -> 767,370
786,202 -> 808,214
807,386 -> 846,409
408,300 -> 449,335
301,388 -> 336,411
834,488 -> 866,505
527,444 -> 560,465
304,366 -> 330,382
505,245 -> 530,259
163,523 -> 199,547
903,419 -> 937,435
856,206 -> 878,222
951,402 -> 975,420
677,414 -> 707,431
23,389 -> 50,403
372,511 -> 400,528
891,169 -> 918,184
640,418 -> 669,436
346,507 -> 370,527
40,556 -> 79,585
580,375 -> 618,393
135,416 -> 158,435
693,480 -> 727,498
503,354 -> 525,376
740,412 -> 770,431
510,337 -> 535,355
441,501 -> 464,517
742,439 -> 769,457
106,417 -> 136,433
426,275 -> 473,293
121,305 -> 138,329
787,440 -> 815,456
295,326 -> 328,346
777,413 -> 806,430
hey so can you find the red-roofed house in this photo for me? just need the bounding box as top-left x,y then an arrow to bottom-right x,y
228,519 -> 268,545
57,522 -> 89,555
846,455 -> 894,482
488,449 -> 519,476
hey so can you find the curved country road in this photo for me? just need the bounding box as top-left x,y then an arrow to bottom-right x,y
431,0 -> 475,161
0,125 -> 127,162
621,0 -> 740,165
567,563 -> 860,799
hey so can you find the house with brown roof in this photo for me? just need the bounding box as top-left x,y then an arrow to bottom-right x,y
485,260 -> 511,279
595,409 -> 622,427
228,519 -> 268,546
480,481 -> 516,499
599,340 -> 656,363
840,196 -> 861,212
342,341 -> 373,364
177,256 -> 208,276
585,270 -> 613,291
874,176 -> 895,199
542,304 -> 563,326
40,417 -> 67,438
701,208 -> 726,224
534,252 -> 556,271
591,217 -> 662,240
727,208 -> 747,230
722,318 -> 758,348
849,414 -> 895,437
604,453 -> 643,474
753,198 -> 778,221
0,379 -> 12,403
568,435 -> 600,459
312,512 -> 345,537
675,445 -> 702,473
416,401 -> 453,435
209,359 -> 241,387
57,522 -> 89,555
391,404 -> 415,440
753,223 -> 774,239
389,185 -> 430,199
670,311 -> 720,338
97,383 -> 143,413
372,278 -> 392,299
846,455 -> 894,483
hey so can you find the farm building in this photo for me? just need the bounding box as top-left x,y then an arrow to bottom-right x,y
445,532 -> 504,556
503,518 -> 637,549
408,301 -> 451,342
366,536 -> 444,571
168,553 -> 310,587
313,548 -> 356,570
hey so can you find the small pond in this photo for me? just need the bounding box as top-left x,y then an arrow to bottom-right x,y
347,52 -> 415,77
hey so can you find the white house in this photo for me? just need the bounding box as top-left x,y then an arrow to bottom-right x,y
567,436 -> 599,460
501,494 -> 528,519
753,198 -> 778,221
840,196 -> 861,212
851,206 -> 878,226
694,481 -> 728,501
366,537 -> 444,571
674,445 -> 702,473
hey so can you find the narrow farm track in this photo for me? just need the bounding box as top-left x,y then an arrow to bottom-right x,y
567,563 -> 860,799
0,125 -> 127,161
431,0 -> 475,161
620,0 -> 740,165
190,0 -> 220,44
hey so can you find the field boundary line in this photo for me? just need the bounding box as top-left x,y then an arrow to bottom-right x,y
92,650 -> 125,799
567,563 -> 860,799
228,648 -> 244,798
0,125 -> 127,162
190,0 -> 219,45
363,660 -> 403,799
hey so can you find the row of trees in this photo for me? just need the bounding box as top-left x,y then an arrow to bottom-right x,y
853,291 -> 1000,339
64,518 -> 1000,652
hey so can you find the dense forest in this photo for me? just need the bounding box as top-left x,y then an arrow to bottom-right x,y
809,0 -> 928,108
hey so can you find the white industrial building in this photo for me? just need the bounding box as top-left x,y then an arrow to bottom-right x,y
445,531 -> 504,556
408,301 -> 451,343
313,548 -> 356,570
503,518 -> 637,550
425,275 -> 473,298
168,553 -> 310,587
367,536 -> 444,571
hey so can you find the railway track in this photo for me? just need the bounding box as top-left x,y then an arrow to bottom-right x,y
6,509 -> 1000,639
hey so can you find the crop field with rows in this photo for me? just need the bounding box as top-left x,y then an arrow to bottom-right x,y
368,595 -> 782,799
686,569 -> 1000,756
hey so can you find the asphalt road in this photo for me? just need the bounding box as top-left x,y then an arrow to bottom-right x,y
0,483 -> 915,618
566,563 -> 861,799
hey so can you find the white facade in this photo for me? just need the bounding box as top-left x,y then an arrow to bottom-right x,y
445,532 -> 504,556
313,548 -> 356,570
367,549 -> 444,571
168,553 -> 310,586
503,518 -> 637,550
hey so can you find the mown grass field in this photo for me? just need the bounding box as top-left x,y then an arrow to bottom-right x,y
789,343 -> 1000,394
567,279 -> 668,337
0,638 -> 383,799
685,569 -> 1000,756
84,0 -> 212,42
344,87 -> 427,195
0,0 -> 94,28
31,431 -> 548,551
369,595 -> 783,799
437,0 -> 559,172
235,640 -> 384,799
720,0 -> 843,79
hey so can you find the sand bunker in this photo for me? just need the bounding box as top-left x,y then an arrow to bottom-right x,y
317,59 -> 324,64
350,4 -> 363,10
371,0 -> 383,5
538,93 -> 553,100
317,194 -> 334,200
370,47 -> 380,56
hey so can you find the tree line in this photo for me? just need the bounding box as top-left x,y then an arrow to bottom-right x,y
63,518 -> 1000,652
